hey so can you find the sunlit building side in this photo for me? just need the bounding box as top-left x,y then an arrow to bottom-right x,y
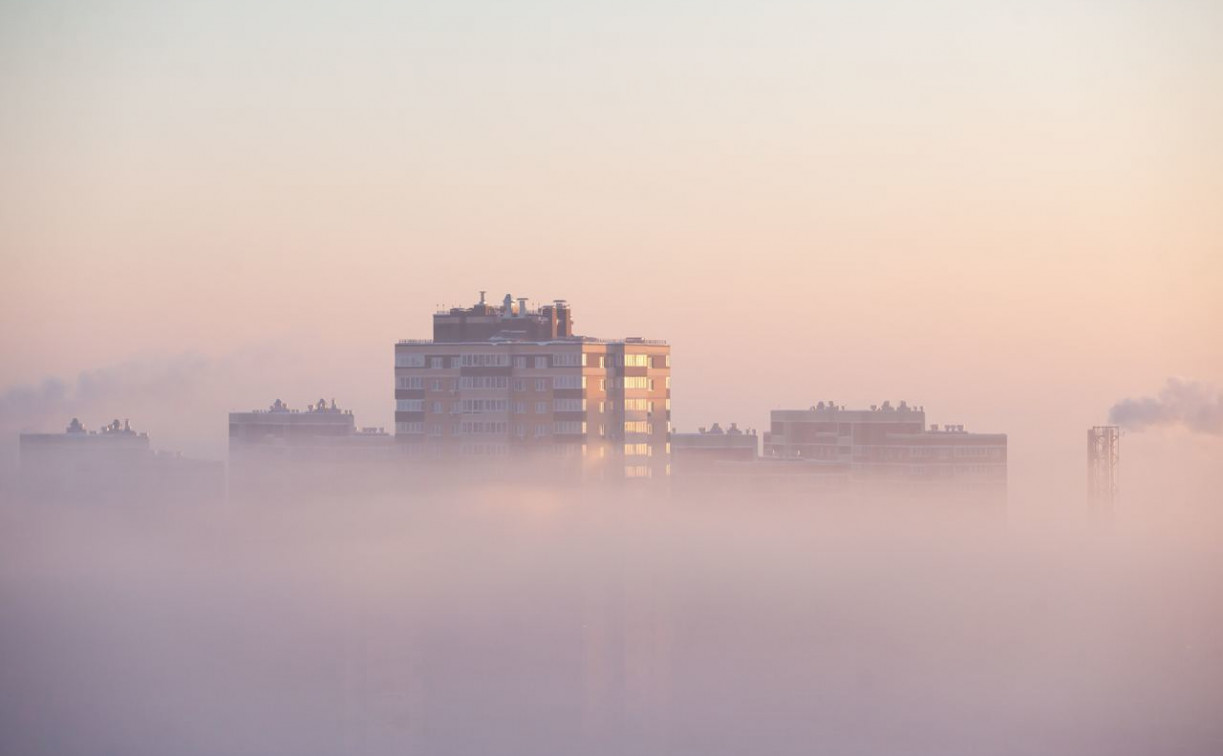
394,293 -> 671,481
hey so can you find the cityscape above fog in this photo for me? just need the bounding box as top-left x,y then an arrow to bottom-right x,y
16,290 -> 1034,509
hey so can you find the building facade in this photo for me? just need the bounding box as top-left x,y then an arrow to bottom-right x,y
762,401 -> 1007,491
228,399 -> 395,499
228,398 -> 393,460
394,293 -> 671,480
18,418 -> 223,504
671,423 -> 759,464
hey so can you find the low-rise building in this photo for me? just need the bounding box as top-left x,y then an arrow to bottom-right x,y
18,418 -> 223,504
228,398 -> 396,499
761,401 -> 1007,499
672,422 -> 758,463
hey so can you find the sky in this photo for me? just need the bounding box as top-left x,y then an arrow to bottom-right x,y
1,0 -> 1220,513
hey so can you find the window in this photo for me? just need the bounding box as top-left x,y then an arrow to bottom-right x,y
623,421 -> 650,435
535,402 -> 548,414
514,423 -> 525,437
534,425 -> 550,438
461,353 -> 509,367
553,375 -> 586,390
429,424 -> 443,436
535,356 -> 549,368
621,377 -> 650,390
430,357 -> 445,369
554,398 -> 586,412
665,377 -> 671,390
623,354 -> 648,367
599,402 -> 605,413
514,402 -> 526,414
460,399 -> 508,413
395,421 -> 423,434
624,398 -> 650,411
535,378 -> 548,391
599,379 -> 606,391
514,356 -> 527,369
626,465 -> 651,478
395,353 -> 425,368
459,376 -> 510,390
396,399 -> 424,412
553,352 -> 584,367
430,401 -> 443,414
554,421 -> 586,435
512,379 -> 526,392
396,376 -> 423,389
623,443 -> 650,456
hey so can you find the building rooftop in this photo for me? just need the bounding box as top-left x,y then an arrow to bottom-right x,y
398,292 -> 667,345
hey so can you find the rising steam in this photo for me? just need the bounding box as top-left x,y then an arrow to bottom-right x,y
1109,377 -> 1223,435
0,353 -> 212,432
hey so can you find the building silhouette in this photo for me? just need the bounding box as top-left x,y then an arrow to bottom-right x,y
394,293 -> 671,480
761,401 -> 1007,499
18,418 -> 223,505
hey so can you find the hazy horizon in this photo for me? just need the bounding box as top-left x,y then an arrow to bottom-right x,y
1,2 -> 1220,752
2,0 -> 1220,518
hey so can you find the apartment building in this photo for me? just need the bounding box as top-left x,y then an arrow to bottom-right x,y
672,423 -> 759,463
394,293 -> 671,480
762,401 -> 1007,491
227,398 -> 396,500
18,418 -> 223,505
228,398 -> 393,461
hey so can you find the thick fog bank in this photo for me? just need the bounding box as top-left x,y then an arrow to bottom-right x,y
0,491 -> 1219,756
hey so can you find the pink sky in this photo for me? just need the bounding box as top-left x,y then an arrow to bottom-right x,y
1,0 -> 1220,514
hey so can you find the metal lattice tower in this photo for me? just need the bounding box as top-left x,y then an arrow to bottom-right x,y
1087,426 -> 1119,516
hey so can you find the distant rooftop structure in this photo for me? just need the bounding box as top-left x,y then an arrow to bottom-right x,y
763,401 -> 1007,494
672,422 -> 759,464
431,291 -> 574,343
229,398 -> 384,445
17,419 -> 222,505
20,417 -> 151,454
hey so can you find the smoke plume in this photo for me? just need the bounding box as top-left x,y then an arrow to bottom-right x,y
0,353 -> 213,433
1109,378 -> 1223,435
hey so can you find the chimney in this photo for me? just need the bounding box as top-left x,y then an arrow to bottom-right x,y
555,300 -> 572,337
518,297 -> 528,317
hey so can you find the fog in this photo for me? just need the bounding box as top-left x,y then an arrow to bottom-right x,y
1,480 -> 1219,756
1,0 -> 1219,751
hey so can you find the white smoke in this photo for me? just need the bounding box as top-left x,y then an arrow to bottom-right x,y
1109,377 -> 1223,435
0,353 -> 213,433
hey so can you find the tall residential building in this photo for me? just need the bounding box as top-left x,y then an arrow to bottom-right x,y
394,292 -> 671,480
762,401 -> 1007,492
